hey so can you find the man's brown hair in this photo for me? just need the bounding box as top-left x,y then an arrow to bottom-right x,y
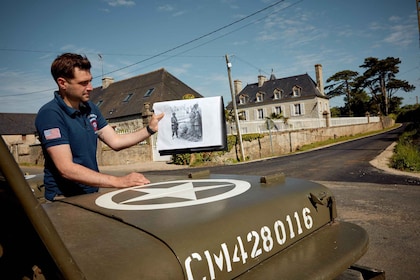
51,53 -> 91,83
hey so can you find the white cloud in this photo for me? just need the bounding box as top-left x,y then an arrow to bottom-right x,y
172,10 -> 186,17
389,15 -> 401,23
384,24 -> 415,47
106,0 -> 136,7
157,4 -> 186,17
257,31 -> 277,42
167,64 -> 192,76
221,0 -> 239,10
158,4 -> 174,12
368,21 -> 385,31
383,13 -> 417,48
0,69 -> 55,113
232,40 -> 248,46
0,69 -> 53,94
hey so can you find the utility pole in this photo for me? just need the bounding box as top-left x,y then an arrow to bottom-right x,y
225,54 -> 245,161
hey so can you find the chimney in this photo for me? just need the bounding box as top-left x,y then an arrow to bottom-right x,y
102,77 -> 114,89
234,80 -> 242,95
258,75 -> 266,87
315,64 -> 324,95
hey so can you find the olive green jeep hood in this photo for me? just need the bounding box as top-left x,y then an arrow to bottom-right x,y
42,174 -> 367,280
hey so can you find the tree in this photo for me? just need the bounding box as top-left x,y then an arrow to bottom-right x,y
359,57 -> 415,115
325,70 -> 359,116
348,90 -> 372,116
330,107 -> 341,117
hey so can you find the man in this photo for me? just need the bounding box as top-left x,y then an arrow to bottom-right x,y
171,112 -> 178,139
35,53 -> 164,201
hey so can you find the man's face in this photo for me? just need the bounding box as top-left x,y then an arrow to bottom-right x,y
59,67 -> 93,104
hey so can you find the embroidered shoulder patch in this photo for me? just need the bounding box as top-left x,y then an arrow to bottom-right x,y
44,128 -> 61,140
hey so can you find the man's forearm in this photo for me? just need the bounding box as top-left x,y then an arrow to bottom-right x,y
59,162 -> 119,188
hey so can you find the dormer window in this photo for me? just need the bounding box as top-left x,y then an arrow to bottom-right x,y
273,88 -> 283,100
144,88 -> 155,97
123,93 -> 133,102
239,94 -> 247,105
292,86 -> 301,97
256,92 -> 264,102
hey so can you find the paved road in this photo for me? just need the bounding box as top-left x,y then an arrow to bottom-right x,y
146,125 -> 420,185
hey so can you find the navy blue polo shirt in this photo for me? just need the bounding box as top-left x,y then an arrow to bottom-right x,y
35,92 -> 108,201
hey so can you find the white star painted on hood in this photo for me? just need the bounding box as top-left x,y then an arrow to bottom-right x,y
95,179 -> 251,210
121,182 -> 234,204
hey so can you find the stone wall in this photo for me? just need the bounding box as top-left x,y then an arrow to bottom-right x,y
217,117 -> 395,162
1,135 -> 43,165
97,141 -> 152,166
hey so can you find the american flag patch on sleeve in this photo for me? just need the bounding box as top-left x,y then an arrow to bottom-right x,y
44,128 -> 61,140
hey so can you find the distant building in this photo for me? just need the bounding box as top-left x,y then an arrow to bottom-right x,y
90,68 -> 203,164
0,113 -> 41,164
90,68 -> 202,132
226,64 -> 330,133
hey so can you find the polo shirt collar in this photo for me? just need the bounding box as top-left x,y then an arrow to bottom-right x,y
54,91 -> 91,117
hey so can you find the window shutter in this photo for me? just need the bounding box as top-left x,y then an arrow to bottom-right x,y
281,105 -> 286,117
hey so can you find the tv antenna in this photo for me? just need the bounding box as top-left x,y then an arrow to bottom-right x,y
98,53 -> 104,79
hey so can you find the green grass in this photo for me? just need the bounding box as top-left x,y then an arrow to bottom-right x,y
390,123 -> 420,172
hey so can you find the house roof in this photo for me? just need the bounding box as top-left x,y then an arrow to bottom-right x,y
0,113 -> 37,135
227,73 -> 328,109
90,68 -> 203,120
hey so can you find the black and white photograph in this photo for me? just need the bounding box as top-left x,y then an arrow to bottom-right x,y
153,96 -> 227,155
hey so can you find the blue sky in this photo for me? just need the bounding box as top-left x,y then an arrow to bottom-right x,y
0,0 -> 419,113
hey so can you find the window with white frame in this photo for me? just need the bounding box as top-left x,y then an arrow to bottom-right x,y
275,106 -> 282,115
257,108 -> 264,119
273,88 -> 283,99
242,110 -> 248,120
239,95 -> 246,105
292,86 -> 301,97
256,92 -> 264,102
238,110 -> 247,121
294,103 -> 303,115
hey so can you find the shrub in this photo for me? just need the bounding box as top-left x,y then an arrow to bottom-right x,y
172,133 -> 264,166
390,123 -> 420,172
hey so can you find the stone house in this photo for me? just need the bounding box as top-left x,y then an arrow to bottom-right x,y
90,68 -> 203,164
0,113 -> 42,164
226,64 -> 330,133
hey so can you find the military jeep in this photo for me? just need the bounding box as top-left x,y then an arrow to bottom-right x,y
0,136 -> 384,279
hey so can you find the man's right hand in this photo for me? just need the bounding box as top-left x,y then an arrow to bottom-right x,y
115,172 -> 151,188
